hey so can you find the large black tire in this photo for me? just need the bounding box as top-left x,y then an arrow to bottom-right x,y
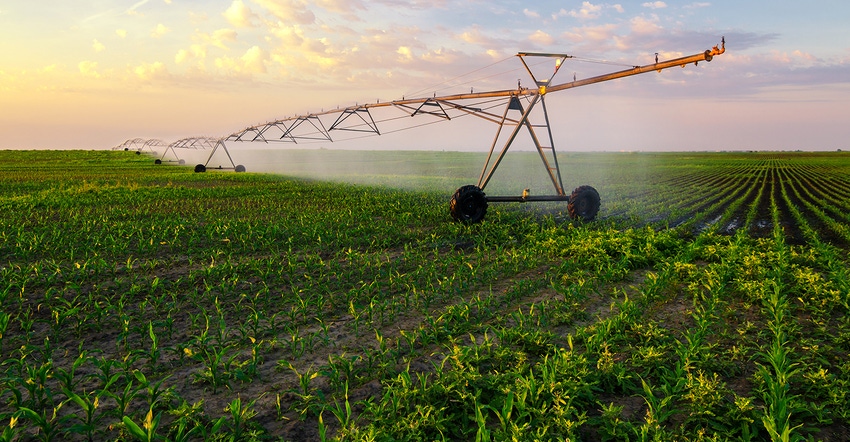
235,164 -> 246,172
568,185 -> 600,221
194,164 -> 206,173
450,185 -> 488,223
154,159 -> 162,165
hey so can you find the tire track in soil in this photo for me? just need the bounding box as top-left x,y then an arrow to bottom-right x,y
696,167 -> 763,234
716,164 -> 769,236
773,164 -> 814,246
747,161 -> 776,239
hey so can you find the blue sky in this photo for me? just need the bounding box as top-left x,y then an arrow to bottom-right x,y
1,0 -> 848,151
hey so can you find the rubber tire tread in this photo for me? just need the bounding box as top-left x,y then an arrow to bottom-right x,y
568,185 -> 601,221
450,185 -> 488,223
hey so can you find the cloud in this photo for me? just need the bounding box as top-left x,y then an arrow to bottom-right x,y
252,0 -> 316,25
175,46 -> 206,65
528,30 -> 554,46
241,46 -> 268,73
630,15 -> 662,35
93,39 -> 105,53
642,1 -> 667,9
78,61 -> 101,78
523,8 -> 540,19
224,0 -> 258,27
769,49 -> 821,67
457,26 -> 491,46
151,23 -> 170,38
116,29 -> 127,38
174,28 -> 238,67
267,23 -> 307,47
418,48 -> 463,66
553,1 -> 624,20
126,0 -> 150,16
210,29 -> 238,49
557,1 -> 604,20
397,46 -> 413,62
134,61 -> 167,81
312,0 -> 366,18
175,49 -> 190,64
562,23 -> 620,44
214,46 -> 269,75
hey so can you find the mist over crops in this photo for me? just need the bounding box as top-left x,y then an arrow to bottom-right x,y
202,147 -> 663,212
1,149 -> 849,441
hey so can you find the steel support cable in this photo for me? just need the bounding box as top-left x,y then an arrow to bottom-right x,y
422,57 -> 553,95
248,97 -> 515,144
568,56 -> 642,68
235,95 -> 513,141
406,54 -> 593,99
403,55 -> 514,98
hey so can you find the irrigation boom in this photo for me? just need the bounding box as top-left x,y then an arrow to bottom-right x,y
195,38 -> 726,223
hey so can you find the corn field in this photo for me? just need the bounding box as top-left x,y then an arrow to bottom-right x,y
1,149 -> 848,441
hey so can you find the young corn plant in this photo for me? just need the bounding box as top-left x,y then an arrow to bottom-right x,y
63,388 -> 107,442
278,361 -> 322,418
0,311 -> 9,352
122,406 -> 162,442
15,390 -> 67,442
755,275 -> 807,442
106,374 -> 144,419
2,416 -> 21,442
143,322 -> 161,371
635,378 -> 675,440
54,351 -> 92,394
164,399 -> 209,441
322,381 -> 357,439
219,396 -> 263,441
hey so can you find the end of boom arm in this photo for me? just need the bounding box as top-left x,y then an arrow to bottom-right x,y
543,36 -> 726,94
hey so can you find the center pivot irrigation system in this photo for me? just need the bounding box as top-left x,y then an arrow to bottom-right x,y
196,38 -> 725,223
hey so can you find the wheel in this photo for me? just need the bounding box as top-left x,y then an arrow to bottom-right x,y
450,185 -> 488,223
135,151 -> 141,155
194,164 -> 206,173
178,159 -> 185,165
154,159 -> 162,165
568,185 -> 600,221
235,164 -> 246,172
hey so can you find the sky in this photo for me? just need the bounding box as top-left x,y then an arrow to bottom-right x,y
1,0 -> 849,152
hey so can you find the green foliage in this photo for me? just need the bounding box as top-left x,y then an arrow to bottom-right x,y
1,150 -> 849,440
